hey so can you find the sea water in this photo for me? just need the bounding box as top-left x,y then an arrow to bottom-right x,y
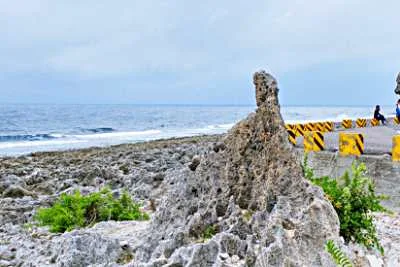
0,104 -> 395,156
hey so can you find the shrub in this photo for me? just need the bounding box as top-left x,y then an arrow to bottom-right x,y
35,188 -> 149,233
303,157 -> 388,254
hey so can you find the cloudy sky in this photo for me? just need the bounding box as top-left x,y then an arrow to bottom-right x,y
1,0 -> 399,105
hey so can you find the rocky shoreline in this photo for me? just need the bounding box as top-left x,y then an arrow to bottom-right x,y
1,134 -> 398,266
0,135 -> 226,266
0,134 -> 222,224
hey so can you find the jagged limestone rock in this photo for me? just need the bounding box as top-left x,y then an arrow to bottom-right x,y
396,72 -> 400,95
133,70 -> 340,266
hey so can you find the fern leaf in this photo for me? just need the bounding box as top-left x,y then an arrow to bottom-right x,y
326,240 -> 353,267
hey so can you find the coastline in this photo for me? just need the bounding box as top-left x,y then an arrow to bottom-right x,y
0,134 -> 224,159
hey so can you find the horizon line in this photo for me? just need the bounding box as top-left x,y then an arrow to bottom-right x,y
0,102 -> 394,107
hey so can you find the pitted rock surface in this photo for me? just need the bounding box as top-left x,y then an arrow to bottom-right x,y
132,71 -> 340,266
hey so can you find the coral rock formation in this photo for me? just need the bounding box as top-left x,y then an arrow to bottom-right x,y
133,70 -> 340,266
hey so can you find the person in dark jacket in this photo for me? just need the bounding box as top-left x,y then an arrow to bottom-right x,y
374,105 -> 386,125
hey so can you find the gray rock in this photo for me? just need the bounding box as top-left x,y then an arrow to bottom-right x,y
188,155 -> 201,171
52,232 -> 123,266
130,70 -> 340,266
2,185 -> 37,198
213,142 -> 226,153
0,175 -> 26,194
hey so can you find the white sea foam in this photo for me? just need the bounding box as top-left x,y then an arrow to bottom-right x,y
71,130 -> 162,140
0,139 -> 85,149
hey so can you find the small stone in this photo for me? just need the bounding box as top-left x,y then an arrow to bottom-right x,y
219,253 -> 229,260
213,142 -> 226,153
120,241 -> 130,250
231,255 -> 240,263
188,155 -> 201,171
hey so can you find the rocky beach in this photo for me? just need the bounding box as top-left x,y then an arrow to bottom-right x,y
1,71 -> 400,266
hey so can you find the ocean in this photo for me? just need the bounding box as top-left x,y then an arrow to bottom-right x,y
0,104 -> 395,156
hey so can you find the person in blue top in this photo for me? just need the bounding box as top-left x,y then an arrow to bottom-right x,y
396,99 -> 400,121
374,105 -> 386,125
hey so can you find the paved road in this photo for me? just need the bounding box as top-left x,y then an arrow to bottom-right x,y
296,125 -> 400,154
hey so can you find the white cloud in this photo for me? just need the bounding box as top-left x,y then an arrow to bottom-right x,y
0,0 -> 399,79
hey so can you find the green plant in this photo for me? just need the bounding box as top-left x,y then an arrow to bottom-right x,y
35,188 -> 149,233
202,225 -> 218,240
325,240 -> 353,267
303,158 -> 388,254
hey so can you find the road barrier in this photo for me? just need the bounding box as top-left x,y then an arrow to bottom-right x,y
371,118 -> 380,127
342,119 -> 352,129
356,119 -> 367,128
324,121 -> 334,132
296,124 -> 305,136
392,135 -> 400,161
304,123 -> 314,132
285,124 -> 295,132
339,133 -> 364,156
304,131 -> 324,152
287,129 -> 296,145
286,117 -> 400,157
313,122 -> 325,132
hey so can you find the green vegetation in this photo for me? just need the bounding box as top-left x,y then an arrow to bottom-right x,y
325,240 -> 353,267
302,156 -> 388,254
35,188 -> 149,233
202,225 -> 218,240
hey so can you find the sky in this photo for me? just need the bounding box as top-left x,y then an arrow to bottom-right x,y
0,0 -> 399,106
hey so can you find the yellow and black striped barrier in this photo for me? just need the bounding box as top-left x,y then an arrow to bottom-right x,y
313,122 -> 325,132
304,131 -> 324,152
324,121 -> 334,132
370,118 -> 380,127
295,124 -> 305,137
342,119 -> 352,129
394,117 -> 400,125
339,133 -> 364,156
356,119 -> 367,128
304,123 -> 314,132
392,135 -> 400,161
285,124 -> 295,132
287,129 -> 296,145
